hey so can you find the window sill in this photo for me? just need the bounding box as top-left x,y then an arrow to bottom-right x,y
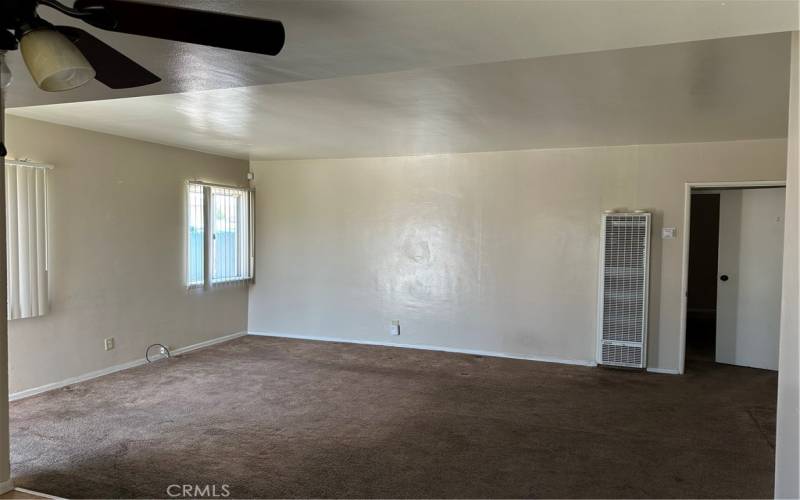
212,278 -> 253,288
186,278 -> 253,290
8,313 -> 48,321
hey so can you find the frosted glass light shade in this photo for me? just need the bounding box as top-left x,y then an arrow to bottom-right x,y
1,54 -> 12,89
20,29 -> 95,91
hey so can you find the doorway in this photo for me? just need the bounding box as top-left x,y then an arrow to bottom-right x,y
686,193 -> 720,363
681,182 -> 786,372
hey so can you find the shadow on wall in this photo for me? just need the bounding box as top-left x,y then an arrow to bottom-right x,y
646,209 -> 664,367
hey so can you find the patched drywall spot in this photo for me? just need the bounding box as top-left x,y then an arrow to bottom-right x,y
404,239 -> 432,264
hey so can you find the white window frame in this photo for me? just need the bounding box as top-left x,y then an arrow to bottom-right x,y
186,181 -> 254,289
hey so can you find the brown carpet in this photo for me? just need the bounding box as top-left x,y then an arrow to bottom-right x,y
10,336 -> 777,499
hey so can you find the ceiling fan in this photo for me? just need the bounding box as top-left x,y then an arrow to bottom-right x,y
1,0 -> 285,91
0,0 -> 285,154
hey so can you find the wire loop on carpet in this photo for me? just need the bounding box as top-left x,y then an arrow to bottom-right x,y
145,343 -> 171,363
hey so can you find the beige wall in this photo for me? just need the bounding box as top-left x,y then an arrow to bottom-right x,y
775,31 -> 799,500
5,116 -> 250,394
249,139 -> 787,371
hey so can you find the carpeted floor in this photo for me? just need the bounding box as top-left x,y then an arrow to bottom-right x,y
10,336 -> 777,499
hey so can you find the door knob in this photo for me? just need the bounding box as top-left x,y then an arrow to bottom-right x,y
720,275 -> 729,282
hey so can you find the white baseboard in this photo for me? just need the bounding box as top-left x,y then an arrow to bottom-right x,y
13,486 -> 63,499
9,331 -> 247,402
10,359 -> 148,402
647,367 -> 682,375
248,331 -> 597,367
169,331 -> 247,356
0,478 -> 13,495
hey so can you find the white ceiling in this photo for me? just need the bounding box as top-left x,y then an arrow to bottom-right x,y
5,0 -> 798,108
10,33 -> 791,160
4,1 -> 797,160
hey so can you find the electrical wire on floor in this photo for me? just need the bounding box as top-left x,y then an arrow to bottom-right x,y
145,343 -> 172,363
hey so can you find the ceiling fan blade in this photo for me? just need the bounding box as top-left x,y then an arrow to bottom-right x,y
57,26 -> 161,89
72,0 -> 286,56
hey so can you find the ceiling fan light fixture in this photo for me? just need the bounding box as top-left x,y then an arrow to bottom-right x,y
0,54 -> 12,89
20,29 -> 95,91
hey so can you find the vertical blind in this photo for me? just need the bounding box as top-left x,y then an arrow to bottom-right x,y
211,186 -> 251,284
187,183 -> 205,286
186,182 -> 253,288
6,162 -> 49,320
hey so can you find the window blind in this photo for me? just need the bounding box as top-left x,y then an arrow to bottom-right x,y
210,186 -> 251,285
5,161 -> 49,320
186,182 -> 253,288
187,183 -> 205,286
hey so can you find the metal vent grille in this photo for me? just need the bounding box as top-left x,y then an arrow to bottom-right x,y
597,213 -> 651,369
601,344 -> 642,367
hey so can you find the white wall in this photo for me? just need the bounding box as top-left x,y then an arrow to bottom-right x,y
5,116 -> 250,394
775,31 -> 800,500
715,188 -> 785,371
248,139 -> 787,371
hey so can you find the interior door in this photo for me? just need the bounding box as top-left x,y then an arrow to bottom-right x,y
716,187 -> 785,370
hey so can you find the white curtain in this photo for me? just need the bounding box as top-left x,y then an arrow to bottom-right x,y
5,164 -> 48,320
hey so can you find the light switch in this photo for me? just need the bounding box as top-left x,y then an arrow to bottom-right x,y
662,227 -> 677,239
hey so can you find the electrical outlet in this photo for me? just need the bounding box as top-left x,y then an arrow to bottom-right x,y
389,320 -> 400,336
104,337 -> 115,351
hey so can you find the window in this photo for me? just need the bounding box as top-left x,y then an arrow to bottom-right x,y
186,182 -> 253,287
5,160 -> 50,319
187,183 -> 205,286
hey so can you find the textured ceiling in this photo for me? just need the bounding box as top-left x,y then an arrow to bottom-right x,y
5,0 -> 798,108
10,33 -> 791,160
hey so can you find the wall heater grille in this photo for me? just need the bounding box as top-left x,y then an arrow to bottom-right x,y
597,213 -> 651,369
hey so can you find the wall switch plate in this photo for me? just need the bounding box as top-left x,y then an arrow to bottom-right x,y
390,320 -> 400,336
662,227 -> 677,239
104,337 -> 115,351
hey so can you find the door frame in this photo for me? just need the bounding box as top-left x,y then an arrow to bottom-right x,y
678,180 -> 786,374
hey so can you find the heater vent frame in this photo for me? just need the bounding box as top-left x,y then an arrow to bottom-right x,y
596,212 -> 651,369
